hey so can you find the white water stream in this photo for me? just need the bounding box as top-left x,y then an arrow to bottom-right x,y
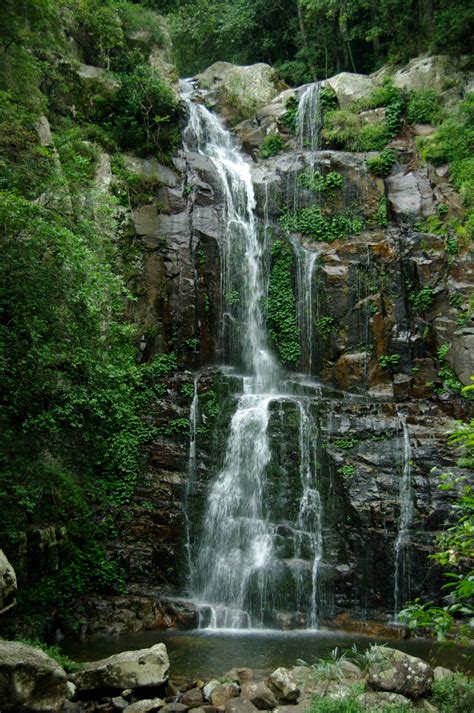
181,80 -> 327,628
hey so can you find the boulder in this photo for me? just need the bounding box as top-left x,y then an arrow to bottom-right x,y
0,640 -> 69,712
161,704 -> 189,713
0,549 -> 17,614
433,666 -> 454,680
70,643 -> 169,692
386,170 -> 435,222
123,155 -> 179,188
241,682 -> 278,709
359,691 -> 412,708
325,72 -> 376,108
392,55 -> 456,94
210,682 -> 240,707
366,647 -> 434,699
267,668 -> 300,702
195,62 -> 285,122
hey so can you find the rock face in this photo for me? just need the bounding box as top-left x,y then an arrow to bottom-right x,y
325,72 -> 376,108
195,62 -> 285,123
366,647 -> 434,699
0,640 -> 69,712
71,643 -> 170,692
0,549 -> 17,614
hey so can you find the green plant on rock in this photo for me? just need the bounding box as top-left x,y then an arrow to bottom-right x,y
379,353 -> 400,369
298,170 -> 343,192
19,639 -> 83,673
366,148 -> 396,177
280,206 -> 364,243
446,235 -> 459,255
281,95 -> 298,133
315,315 -> 335,335
186,337 -> 200,351
375,197 -> 388,227
407,89 -> 441,125
334,438 -> 359,450
320,87 -> 338,115
259,133 -> 284,158
180,383 -> 195,398
410,286 -> 435,313
267,240 -> 301,365
338,464 -> 355,477
431,672 -> 474,713
436,342 -> 464,394
201,389 -> 220,418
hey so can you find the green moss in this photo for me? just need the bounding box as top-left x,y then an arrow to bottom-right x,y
267,240 -> 301,364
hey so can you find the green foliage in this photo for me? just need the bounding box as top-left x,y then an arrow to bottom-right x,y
407,89 -> 441,125
267,240 -> 301,364
18,639 -> 82,673
366,149 -> 396,177
375,197 -> 388,227
420,94 -> 474,240
181,383 -> 195,398
320,88 -> 338,114
280,206 -> 364,243
334,439 -> 359,450
298,170 -> 343,192
259,133 -> 284,159
281,96 -> 298,133
431,673 -> 474,713
315,316 -> 335,336
379,354 -> 400,369
357,78 -> 402,111
410,286 -> 435,313
322,111 -> 389,152
398,417 -> 474,641
338,465 -> 355,478
436,342 -> 464,394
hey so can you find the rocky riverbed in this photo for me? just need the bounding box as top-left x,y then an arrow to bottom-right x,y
1,639 -> 472,712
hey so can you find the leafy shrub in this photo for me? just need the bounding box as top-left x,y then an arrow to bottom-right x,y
431,672 -> 474,712
267,240 -> 301,364
108,64 -> 179,159
366,148 -> 396,176
18,639 -> 82,673
259,133 -> 284,158
357,78 -> 403,111
315,316 -> 336,335
298,170 -> 343,192
322,110 -> 389,152
320,87 -> 338,114
280,206 -> 364,242
281,95 -> 298,133
407,89 -> 440,124
379,353 -> 400,369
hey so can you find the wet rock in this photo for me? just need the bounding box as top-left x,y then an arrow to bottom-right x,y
161,704 -> 189,713
126,701 -> 165,713
225,698 -> 259,713
359,691 -> 412,708
366,647 -> 433,699
0,640 -> 69,712
71,643 -> 169,692
210,683 -> 240,707
111,696 -> 129,711
179,687 -> 204,708
267,668 -> 300,702
203,680 -> 220,701
241,682 -> 278,709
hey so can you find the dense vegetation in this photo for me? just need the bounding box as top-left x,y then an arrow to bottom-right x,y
0,0 -> 179,633
161,0 -> 473,82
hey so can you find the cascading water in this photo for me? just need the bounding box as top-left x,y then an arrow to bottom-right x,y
394,414 -> 414,614
296,82 -> 322,153
181,80 -> 327,629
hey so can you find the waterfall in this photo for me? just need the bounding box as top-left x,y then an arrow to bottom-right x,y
181,80 -> 326,629
296,82 -> 322,153
184,375 -> 200,588
291,237 -> 320,373
394,414 -> 414,614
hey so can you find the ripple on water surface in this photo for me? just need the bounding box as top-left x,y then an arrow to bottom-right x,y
62,628 -> 474,683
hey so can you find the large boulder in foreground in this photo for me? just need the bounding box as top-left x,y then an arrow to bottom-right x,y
195,62 -> 285,123
0,640 -> 69,712
70,643 -> 169,692
0,549 -> 17,614
366,647 -> 433,699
